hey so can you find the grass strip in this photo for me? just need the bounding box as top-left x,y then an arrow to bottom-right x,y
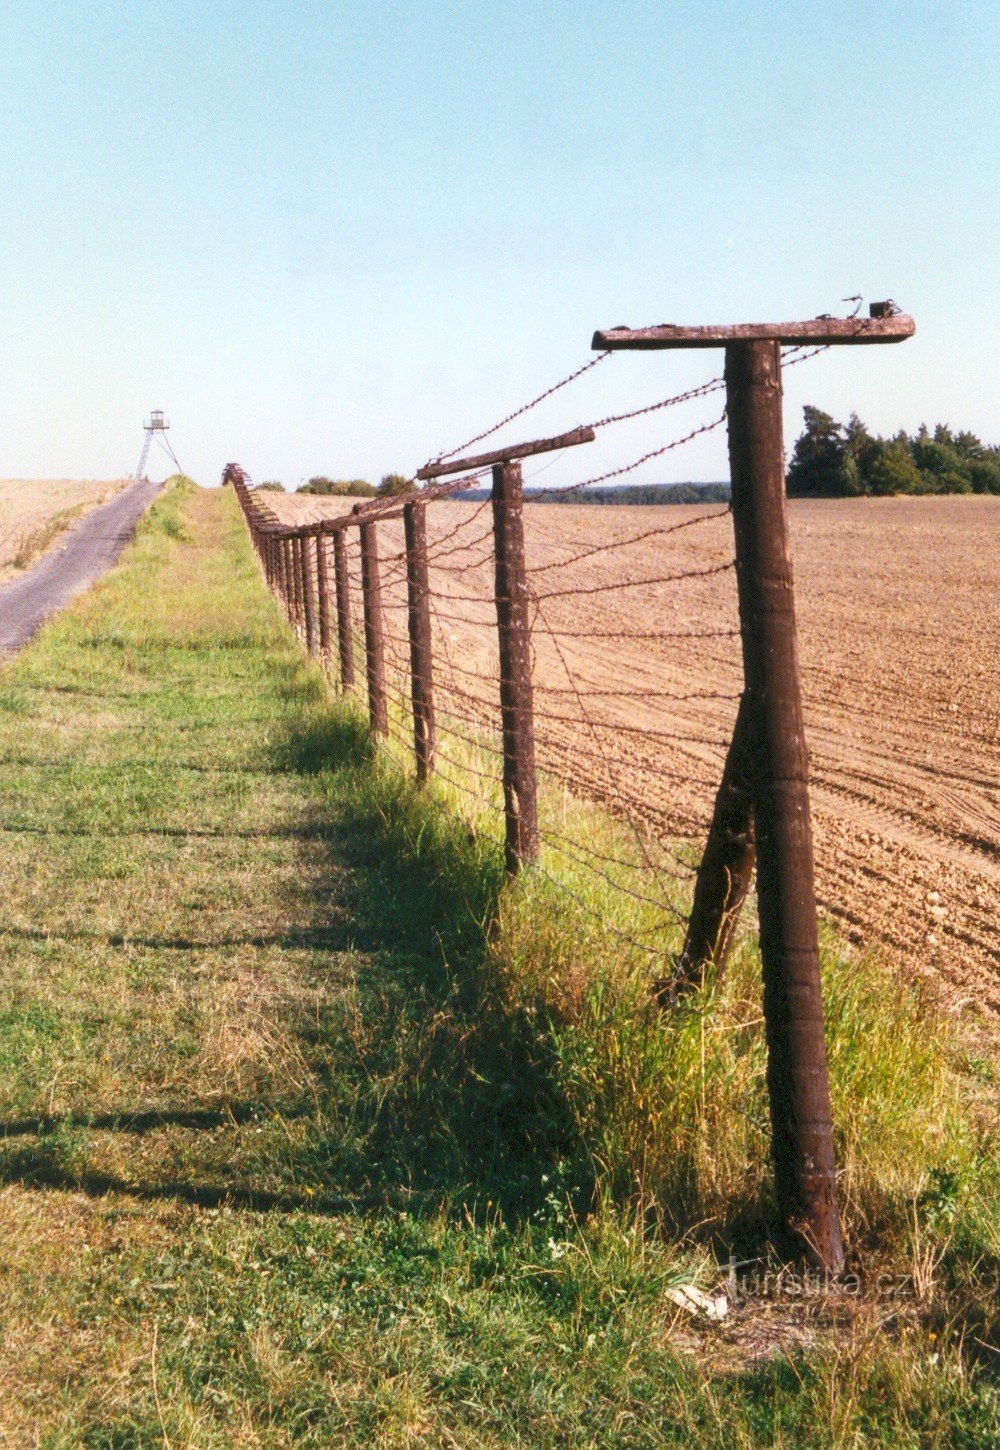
0,478 -> 994,1445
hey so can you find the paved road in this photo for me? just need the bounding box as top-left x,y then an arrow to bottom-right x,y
0,478 -> 162,654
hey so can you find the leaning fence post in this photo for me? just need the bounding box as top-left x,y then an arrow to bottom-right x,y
316,531 -> 332,665
670,694 -> 756,995
332,527 -> 355,690
358,516 -> 388,736
403,497 -> 436,781
301,533 -> 317,656
726,338 -> 844,1274
491,460 -> 539,875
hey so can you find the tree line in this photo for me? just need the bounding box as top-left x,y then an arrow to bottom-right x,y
295,472 -> 413,498
256,410 -> 999,505
787,407 -> 1000,497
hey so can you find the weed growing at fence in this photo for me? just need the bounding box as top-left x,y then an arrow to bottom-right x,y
0,482 -> 994,1443
350,678 -> 989,1250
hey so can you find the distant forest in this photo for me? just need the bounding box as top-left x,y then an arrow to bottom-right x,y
461,482 -> 731,506
279,412 -> 999,506
787,408 -> 1000,497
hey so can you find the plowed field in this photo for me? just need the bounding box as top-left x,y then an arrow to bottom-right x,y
267,490 -> 999,1012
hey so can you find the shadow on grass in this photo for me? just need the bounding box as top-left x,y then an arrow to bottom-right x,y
0,698 -> 589,1225
273,701 -> 593,1221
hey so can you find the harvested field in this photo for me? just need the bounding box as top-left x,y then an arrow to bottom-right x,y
268,490 -> 1000,1013
0,478 -> 130,575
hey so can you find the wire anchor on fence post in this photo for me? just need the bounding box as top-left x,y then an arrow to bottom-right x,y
358,514 -> 388,737
491,461 -> 540,875
403,497 -> 436,781
332,527 -> 355,691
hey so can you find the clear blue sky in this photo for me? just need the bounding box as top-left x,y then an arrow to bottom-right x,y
1,1 -> 996,487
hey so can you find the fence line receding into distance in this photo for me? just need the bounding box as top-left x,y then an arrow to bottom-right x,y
223,302 -> 915,1278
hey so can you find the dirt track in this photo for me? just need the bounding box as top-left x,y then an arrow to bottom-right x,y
270,490 -> 999,1012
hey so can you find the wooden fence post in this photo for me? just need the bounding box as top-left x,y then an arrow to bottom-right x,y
301,534 -> 317,656
289,536 -> 303,635
726,338 -> 844,1275
282,539 -> 294,619
358,518 -> 388,736
403,498 -> 436,781
316,532 -> 332,665
670,695 -> 756,994
491,460 -> 539,875
332,528 -> 355,690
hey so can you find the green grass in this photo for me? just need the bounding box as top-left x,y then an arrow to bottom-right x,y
0,479 -> 995,1445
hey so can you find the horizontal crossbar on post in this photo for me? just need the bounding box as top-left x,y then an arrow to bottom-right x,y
416,426 -> 596,481
251,477 -> 483,539
592,314 -> 915,351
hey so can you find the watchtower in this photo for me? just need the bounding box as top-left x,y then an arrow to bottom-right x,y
134,410 -> 183,481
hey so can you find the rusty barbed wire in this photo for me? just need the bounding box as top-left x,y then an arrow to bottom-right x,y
543,410 -> 729,497
229,314 -> 873,970
426,350 -> 614,467
583,375 -> 726,431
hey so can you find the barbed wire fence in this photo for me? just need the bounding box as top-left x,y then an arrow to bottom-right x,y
225,366 -> 739,959
223,300 -> 914,1277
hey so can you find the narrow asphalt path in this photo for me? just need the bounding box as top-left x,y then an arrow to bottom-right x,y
0,477 -> 162,653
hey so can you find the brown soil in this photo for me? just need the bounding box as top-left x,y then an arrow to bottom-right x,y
269,490 -> 999,1015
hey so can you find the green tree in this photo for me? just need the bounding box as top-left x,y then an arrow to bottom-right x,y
377,473 -> 416,498
864,441 -> 925,496
786,407 -> 861,496
967,458 -> 1000,494
298,477 -> 377,497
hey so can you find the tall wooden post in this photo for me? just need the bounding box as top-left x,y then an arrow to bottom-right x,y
590,309 -> 914,1273
726,339 -> 843,1274
491,461 -> 540,875
403,498 -> 436,781
316,532 -> 332,665
301,535 -> 317,656
359,519 -> 388,736
332,528 -> 355,690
